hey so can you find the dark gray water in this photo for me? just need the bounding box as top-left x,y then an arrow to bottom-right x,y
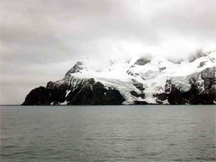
0,106 -> 216,162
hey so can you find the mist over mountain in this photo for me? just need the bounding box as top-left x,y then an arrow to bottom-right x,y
23,51 -> 216,105
1,0 -> 216,104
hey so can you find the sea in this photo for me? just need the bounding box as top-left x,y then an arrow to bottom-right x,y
0,105 -> 215,162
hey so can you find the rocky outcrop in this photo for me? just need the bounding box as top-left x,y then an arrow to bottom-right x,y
134,57 -> 151,66
22,87 -> 66,105
22,77 -> 125,105
65,80 -> 125,105
155,67 -> 216,104
65,61 -> 86,76
201,67 -> 216,89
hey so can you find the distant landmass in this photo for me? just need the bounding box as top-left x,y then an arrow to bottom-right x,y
23,51 -> 216,105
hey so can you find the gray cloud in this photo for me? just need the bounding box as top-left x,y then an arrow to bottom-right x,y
0,0 -> 215,104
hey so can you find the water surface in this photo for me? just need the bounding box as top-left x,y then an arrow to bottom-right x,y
1,105 -> 216,162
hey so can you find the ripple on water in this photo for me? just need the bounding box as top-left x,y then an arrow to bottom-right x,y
1,105 -> 216,162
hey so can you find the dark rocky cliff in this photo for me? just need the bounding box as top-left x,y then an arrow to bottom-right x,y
22,77 -> 125,105
154,67 -> 216,104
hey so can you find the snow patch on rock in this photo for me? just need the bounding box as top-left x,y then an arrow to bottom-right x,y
61,51 -> 216,104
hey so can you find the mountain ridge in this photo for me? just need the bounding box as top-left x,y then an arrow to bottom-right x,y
22,51 -> 216,105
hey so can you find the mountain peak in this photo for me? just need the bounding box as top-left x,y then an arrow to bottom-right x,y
23,51 -> 216,105
65,59 -> 88,77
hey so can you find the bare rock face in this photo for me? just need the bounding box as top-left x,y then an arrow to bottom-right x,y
65,61 -> 86,77
210,85 -> 216,97
201,67 -> 216,80
155,67 -> 216,104
134,57 -> 151,66
201,67 -> 216,90
131,79 -> 145,92
22,87 -> 66,105
65,80 -> 125,105
198,61 -> 206,68
22,77 -> 125,105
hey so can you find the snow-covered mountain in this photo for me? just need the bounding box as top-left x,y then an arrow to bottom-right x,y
23,51 -> 216,105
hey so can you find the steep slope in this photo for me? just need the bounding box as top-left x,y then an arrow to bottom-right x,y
22,52 -> 216,105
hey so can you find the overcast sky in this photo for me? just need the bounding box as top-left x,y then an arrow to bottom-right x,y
0,0 -> 215,104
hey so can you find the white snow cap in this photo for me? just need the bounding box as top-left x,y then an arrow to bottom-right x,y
65,51 -> 216,104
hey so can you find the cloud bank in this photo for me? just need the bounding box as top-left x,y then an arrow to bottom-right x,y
0,0 -> 215,104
